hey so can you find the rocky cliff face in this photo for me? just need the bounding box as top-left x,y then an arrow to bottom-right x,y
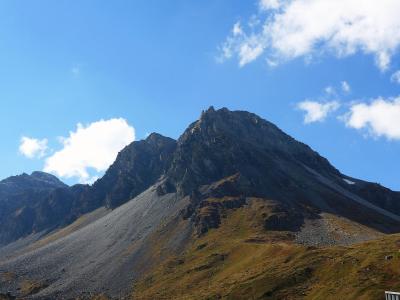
0,134 -> 177,245
167,107 -> 341,196
0,171 -> 66,197
1,107 -> 400,245
0,172 -> 68,245
92,132 -> 176,208
165,107 -> 400,235
1,107 -> 400,299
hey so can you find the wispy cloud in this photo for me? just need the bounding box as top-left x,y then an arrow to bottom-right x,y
391,71 -> 400,84
324,86 -> 336,96
219,0 -> 400,71
297,100 -> 340,124
296,81 -> 351,124
259,0 -> 282,10
19,137 -> 48,159
341,81 -> 351,93
217,21 -> 265,67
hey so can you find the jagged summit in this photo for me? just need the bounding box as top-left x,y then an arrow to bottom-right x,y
92,132 -> 177,208
1,107 -> 400,299
167,107 -> 340,197
185,106 -> 309,153
145,132 -> 173,143
30,171 -> 67,187
2,107 -> 400,247
0,171 -> 66,192
0,171 -> 69,245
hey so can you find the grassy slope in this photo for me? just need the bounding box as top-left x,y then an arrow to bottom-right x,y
132,199 -> 400,300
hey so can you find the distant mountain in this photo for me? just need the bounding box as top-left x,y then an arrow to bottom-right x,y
0,171 -> 66,222
0,172 -> 68,245
0,134 -> 177,246
1,107 -> 400,299
0,171 -> 66,195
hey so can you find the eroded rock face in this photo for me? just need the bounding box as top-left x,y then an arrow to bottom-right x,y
0,172 -> 69,245
348,182 -> 400,215
194,196 -> 247,235
92,133 -> 177,208
0,134 -> 177,244
167,107 -> 400,236
2,106 -> 400,248
3,107 -> 400,299
167,107 -> 342,197
263,211 -> 304,232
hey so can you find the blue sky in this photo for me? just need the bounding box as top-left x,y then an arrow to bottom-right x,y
1,0 -> 400,190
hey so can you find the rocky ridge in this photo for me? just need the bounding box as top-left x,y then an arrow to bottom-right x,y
1,107 -> 400,299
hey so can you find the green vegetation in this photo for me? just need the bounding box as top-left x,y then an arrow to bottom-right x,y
133,199 -> 400,299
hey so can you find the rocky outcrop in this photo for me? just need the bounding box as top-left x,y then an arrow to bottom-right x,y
0,134 -> 177,244
2,106 -> 400,248
167,107 -> 342,197
91,133 -> 176,208
2,107 -> 400,299
263,209 -> 304,232
194,196 -> 246,235
0,172 -> 69,245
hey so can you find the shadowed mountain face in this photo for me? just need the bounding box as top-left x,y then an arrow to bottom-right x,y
168,107 -> 340,195
0,171 -> 66,197
0,172 -> 68,245
92,132 -> 177,208
0,134 -> 176,246
1,107 -> 400,299
166,107 -> 400,234
1,107 -> 400,245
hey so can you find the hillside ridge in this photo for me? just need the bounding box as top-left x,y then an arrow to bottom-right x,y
1,107 -> 400,299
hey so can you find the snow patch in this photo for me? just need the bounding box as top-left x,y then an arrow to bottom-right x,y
343,178 -> 356,185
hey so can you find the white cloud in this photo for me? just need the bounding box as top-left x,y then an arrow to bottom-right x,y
44,118 -> 135,183
218,23 -> 265,66
232,22 -> 243,36
343,97 -> 400,140
239,43 -> 264,67
19,137 -> 48,159
324,82 -> 351,96
391,70 -> 400,84
324,86 -> 336,95
220,0 -> 400,71
259,0 -> 282,10
341,81 -> 351,93
297,100 -> 340,124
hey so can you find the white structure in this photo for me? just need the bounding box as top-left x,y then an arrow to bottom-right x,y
386,291 -> 400,300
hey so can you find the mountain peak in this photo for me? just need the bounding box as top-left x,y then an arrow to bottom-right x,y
184,107 -> 288,147
145,132 -> 175,145
0,171 -> 66,191
170,107 -> 340,196
92,132 -> 177,208
199,106 -> 230,120
30,171 -> 67,187
146,132 -> 163,140
2,107 -> 400,299
202,105 -> 215,114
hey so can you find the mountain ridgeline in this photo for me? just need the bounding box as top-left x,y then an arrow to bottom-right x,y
1,107 -> 400,299
0,133 -> 176,245
1,107 -> 399,246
